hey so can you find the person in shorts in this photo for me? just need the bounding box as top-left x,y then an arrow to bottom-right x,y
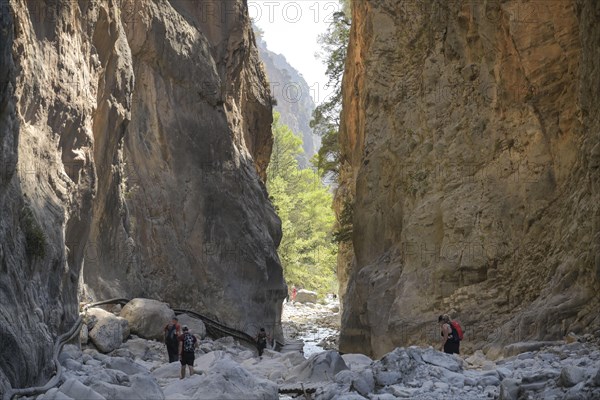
178,325 -> 198,378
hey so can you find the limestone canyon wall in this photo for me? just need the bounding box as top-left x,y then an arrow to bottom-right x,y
338,0 -> 600,358
0,0 -> 284,391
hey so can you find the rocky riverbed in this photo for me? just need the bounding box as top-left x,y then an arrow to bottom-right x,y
35,333 -> 600,399
282,297 -> 341,357
21,299 -> 600,399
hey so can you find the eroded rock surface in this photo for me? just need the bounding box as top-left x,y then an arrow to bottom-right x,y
0,0 -> 283,391
120,299 -> 174,341
87,308 -> 129,353
337,0 -> 600,357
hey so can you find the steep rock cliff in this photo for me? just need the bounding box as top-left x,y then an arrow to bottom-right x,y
338,0 -> 600,358
0,0 -> 283,391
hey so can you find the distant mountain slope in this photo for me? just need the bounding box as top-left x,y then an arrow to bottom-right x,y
256,34 -> 319,168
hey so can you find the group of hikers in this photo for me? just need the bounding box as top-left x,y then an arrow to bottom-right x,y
163,317 -> 198,379
164,317 -> 273,379
163,313 -> 462,378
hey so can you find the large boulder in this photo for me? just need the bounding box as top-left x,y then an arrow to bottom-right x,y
342,353 -> 374,371
558,366 -> 587,387
87,308 -> 129,353
335,369 -> 375,397
120,298 -> 175,340
498,378 -> 520,400
176,314 -> 207,339
420,347 -> 463,372
295,289 -> 318,304
285,350 -> 349,384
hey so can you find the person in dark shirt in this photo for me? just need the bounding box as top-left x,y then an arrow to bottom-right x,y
439,314 -> 460,354
178,326 -> 198,379
255,327 -> 271,359
163,317 -> 181,362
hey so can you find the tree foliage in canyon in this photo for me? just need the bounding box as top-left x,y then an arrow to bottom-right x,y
311,0 -> 351,179
311,0 -> 354,245
267,113 -> 338,296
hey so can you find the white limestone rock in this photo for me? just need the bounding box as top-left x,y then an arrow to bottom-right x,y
558,366 -> 587,387
120,299 -> 175,341
101,356 -> 149,375
87,308 -> 129,353
89,373 -> 164,400
57,378 -> 106,400
420,347 -> 463,372
295,289 -> 318,304
342,353 -> 373,371
285,350 -> 349,384
162,358 -> 277,400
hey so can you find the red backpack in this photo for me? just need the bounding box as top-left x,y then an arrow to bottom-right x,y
450,320 -> 464,341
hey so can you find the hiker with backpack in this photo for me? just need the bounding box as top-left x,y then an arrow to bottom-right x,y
178,325 -> 198,379
164,317 -> 181,362
255,327 -> 271,359
438,314 -> 463,354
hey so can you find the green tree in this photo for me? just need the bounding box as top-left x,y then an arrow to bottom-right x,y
267,113 -> 338,296
311,0 -> 354,244
311,1 -> 351,179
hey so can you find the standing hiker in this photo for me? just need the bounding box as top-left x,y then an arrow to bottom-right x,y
291,286 -> 297,302
178,325 -> 198,379
439,314 -> 463,354
255,327 -> 270,359
164,317 -> 181,362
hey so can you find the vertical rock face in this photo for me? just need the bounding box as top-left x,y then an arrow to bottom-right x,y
0,0 -> 284,391
338,0 -> 600,358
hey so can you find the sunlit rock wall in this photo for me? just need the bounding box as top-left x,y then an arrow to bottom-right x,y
337,0 -> 600,358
